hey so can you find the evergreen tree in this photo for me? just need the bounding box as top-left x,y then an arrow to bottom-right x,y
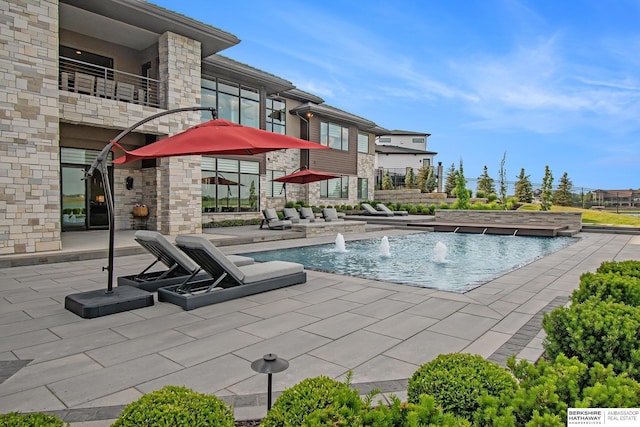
416,166 -> 428,192
405,167 -> 417,189
553,172 -> 573,206
425,167 -> 437,193
454,160 -> 470,209
514,168 -> 533,203
540,165 -> 554,211
498,151 -> 507,208
476,166 -> 495,196
382,170 -> 394,190
444,163 -> 457,196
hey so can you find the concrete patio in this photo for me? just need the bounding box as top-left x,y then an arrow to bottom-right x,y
0,226 -> 639,426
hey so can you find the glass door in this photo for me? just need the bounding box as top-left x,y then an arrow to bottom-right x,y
87,168 -> 109,228
61,166 -> 87,231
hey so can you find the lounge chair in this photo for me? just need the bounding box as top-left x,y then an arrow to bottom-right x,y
361,203 -> 393,217
300,207 -> 324,222
260,208 -> 292,229
157,235 -> 306,310
117,230 -> 254,291
377,203 -> 409,216
322,208 -> 344,222
281,207 -> 311,224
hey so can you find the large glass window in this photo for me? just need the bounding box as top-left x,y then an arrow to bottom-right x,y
201,78 -> 259,127
266,170 -> 285,198
357,132 -> 369,153
202,157 -> 260,212
266,98 -> 286,134
321,177 -> 349,199
358,178 -> 368,199
320,121 -> 349,151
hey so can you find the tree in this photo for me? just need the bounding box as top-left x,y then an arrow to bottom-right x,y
249,180 -> 257,209
382,170 -> 394,190
514,168 -> 533,203
476,166 -> 495,196
425,167 -> 437,193
405,167 -> 417,189
454,160 -> 470,209
444,163 -> 457,196
553,172 -> 573,206
540,165 -> 554,211
498,151 -> 507,208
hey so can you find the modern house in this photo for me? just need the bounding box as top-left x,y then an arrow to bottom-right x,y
374,130 -> 439,189
2,0 -> 392,255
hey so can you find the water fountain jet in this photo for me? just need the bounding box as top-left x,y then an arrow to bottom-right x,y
434,241 -> 448,263
380,236 -> 391,257
334,233 -> 348,253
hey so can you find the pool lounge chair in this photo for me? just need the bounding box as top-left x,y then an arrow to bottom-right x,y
300,207 -> 324,222
117,230 -> 254,292
361,203 -> 393,217
281,207 -> 311,224
260,208 -> 292,229
157,235 -> 306,310
377,203 -> 409,216
322,208 -> 344,222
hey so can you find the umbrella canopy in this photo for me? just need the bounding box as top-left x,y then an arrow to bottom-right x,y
113,119 -> 329,164
201,176 -> 242,186
272,168 -> 339,184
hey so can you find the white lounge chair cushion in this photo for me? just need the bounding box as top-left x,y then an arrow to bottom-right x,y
239,261 -> 304,284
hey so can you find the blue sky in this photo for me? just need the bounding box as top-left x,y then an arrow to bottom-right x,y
151,0 -> 639,190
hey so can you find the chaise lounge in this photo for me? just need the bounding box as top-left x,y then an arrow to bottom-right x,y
361,203 -> 394,217
260,208 -> 293,229
377,203 -> 409,216
157,235 -> 306,310
117,230 -> 254,292
321,208 -> 344,222
281,207 -> 311,224
300,207 -> 324,222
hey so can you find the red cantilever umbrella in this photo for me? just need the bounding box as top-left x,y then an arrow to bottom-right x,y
113,119 -> 329,163
272,168 -> 339,202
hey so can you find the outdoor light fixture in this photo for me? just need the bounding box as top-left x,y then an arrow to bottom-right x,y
95,195 -> 105,203
251,353 -> 289,410
305,112 -> 313,119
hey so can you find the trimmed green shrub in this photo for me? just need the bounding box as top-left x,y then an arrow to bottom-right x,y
542,298 -> 640,380
474,354 -> 640,426
111,385 -> 234,427
408,206 -> 418,214
596,260 -> 640,278
407,353 -> 517,421
0,412 -> 67,427
572,272 -> 640,306
487,193 -> 498,202
260,376 -> 355,427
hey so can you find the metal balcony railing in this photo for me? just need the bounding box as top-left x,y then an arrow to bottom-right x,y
59,56 -> 163,108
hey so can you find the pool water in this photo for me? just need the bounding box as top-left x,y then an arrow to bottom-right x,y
243,233 -> 577,293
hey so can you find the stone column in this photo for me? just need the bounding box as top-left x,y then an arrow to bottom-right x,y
157,32 -> 202,235
0,0 -> 61,254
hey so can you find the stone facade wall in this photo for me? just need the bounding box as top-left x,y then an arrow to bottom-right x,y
0,0 -> 61,255
434,210 -> 583,230
375,189 -> 457,205
156,32 -> 202,235
357,152 -> 375,201
264,150 -> 300,209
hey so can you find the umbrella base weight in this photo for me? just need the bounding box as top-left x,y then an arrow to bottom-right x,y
65,286 -> 154,319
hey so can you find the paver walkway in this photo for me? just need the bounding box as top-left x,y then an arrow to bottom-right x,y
0,229 -> 638,426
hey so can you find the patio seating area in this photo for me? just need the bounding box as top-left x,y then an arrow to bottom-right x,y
0,226 -> 639,425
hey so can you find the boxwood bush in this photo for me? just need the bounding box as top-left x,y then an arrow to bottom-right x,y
111,385 -> 234,427
542,298 -> 640,380
0,412 -> 67,427
596,260 -> 640,277
572,272 -> 640,306
474,354 -> 640,426
260,376 -> 358,427
407,353 -> 517,420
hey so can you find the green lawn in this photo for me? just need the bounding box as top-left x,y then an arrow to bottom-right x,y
520,204 -> 640,226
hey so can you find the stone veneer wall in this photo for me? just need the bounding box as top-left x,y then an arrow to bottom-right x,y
434,210 -> 583,230
0,0 -> 61,255
357,152 -> 375,201
375,189 -> 457,205
264,150 -> 301,209
156,32 -> 202,235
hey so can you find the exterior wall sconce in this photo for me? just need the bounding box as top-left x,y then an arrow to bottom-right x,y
305,112 -> 314,119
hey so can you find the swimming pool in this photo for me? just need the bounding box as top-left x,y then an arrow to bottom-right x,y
242,233 -> 577,293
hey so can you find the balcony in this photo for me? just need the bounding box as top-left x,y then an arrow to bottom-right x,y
59,56 -> 163,108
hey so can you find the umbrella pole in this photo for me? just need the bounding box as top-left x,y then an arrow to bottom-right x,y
66,107 -> 216,317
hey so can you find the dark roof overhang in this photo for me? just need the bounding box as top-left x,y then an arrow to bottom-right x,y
60,0 -> 240,57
